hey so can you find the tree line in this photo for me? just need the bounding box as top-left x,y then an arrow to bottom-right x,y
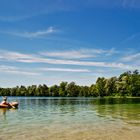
0,70 -> 140,97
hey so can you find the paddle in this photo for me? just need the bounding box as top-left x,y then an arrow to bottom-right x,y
9,103 -> 16,109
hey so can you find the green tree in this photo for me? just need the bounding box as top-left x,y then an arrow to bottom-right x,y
27,85 -> 37,96
66,82 -> 79,97
59,82 -> 68,97
0,70 -> 140,97
96,77 -> 106,97
89,84 -> 98,97
131,70 -> 140,96
79,86 -> 89,97
105,77 -> 117,96
19,85 -> 27,96
49,85 -> 59,97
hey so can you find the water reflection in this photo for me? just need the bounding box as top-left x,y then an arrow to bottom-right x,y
94,104 -> 140,125
94,97 -> 140,105
16,97 -> 140,105
0,108 -> 19,121
16,97 -> 140,123
0,97 -> 140,140
0,108 -> 7,119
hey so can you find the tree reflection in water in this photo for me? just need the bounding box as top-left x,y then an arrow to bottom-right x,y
0,108 -> 7,120
93,98 -> 140,126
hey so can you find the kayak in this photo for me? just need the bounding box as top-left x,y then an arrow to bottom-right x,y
0,102 -> 18,109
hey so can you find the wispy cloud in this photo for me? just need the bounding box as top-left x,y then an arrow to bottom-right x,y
40,48 -> 117,59
84,0 -> 140,9
122,53 -> 140,62
0,26 -> 57,38
0,15 -> 32,22
40,67 -> 91,72
121,32 -> 140,44
121,0 -> 137,8
0,65 -> 17,71
0,0 -> 78,22
0,65 -> 40,76
0,50 -> 33,61
0,0 -> 140,24
5,70 -> 40,76
22,26 -> 56,37
40,49 -> 94,59
0,50 -> 135,69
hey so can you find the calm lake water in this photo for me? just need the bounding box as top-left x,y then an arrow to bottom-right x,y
0,97 -> 140,140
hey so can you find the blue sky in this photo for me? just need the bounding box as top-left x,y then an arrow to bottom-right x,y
0,0 -> 140,87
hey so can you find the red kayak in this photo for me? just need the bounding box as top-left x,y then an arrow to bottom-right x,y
0,102 -> 18,109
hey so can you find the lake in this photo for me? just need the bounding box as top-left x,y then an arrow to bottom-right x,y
0,97 -> 140,140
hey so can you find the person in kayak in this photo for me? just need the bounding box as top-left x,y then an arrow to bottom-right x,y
1,96 -> 9,105
0,96 -> 18,108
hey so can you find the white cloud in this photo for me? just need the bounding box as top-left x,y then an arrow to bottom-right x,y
40,67 -> 91,72
0,26 -> 56,38
122,53 -> 140,62
22,26 -> 56,37
40,48 -> 117,59
105,48 -> 118,56
0,50 -> 136,69
0,65 -> 17,71
40,50 -> 93,59
4,70 -> 40,76
0,65 -> 40,76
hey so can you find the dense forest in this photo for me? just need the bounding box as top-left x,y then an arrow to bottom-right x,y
0,70 -> 140,97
